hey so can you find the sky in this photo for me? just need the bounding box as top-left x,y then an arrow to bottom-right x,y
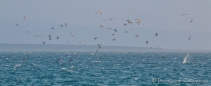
0,0 -> 211,50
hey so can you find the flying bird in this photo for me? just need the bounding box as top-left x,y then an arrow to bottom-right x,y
146,41 -> 149,44
114,29 -> 117,32
155,33 -> 158,37
127,19 -> 133,25
181,14 -> 188,16
42,34 -> 45,38
130,9 -> 136,12
98,44 -> 102,49
125,31 -> 128,33
123,24 -> 127,26
70,34 -> 74,37
95,11 -> 102,15
143,22 -> 146,26
57,36 -> 59,39
99,46 -> 102,49
60,25 -> 63,27
112,39 -> 116,41
70,32 -> 75,37
97,44 -> 101,46
16,24 -> 19,26
135,35 -> 140,38
94,37 -> 98,40
135,18 -> 141,25
52,27 -> 54,29
26,31 -> 30,34
43,42 -> 45,44
178,21 -> 183,24
131,28 -> 137,30
65,23 -> 68,27
102,19 -> 107,22
189,20 -> 193,23
79,41 -> 85,45
110,18 -> 115,20
188,36 -> 191,40
100,25 -> 104,27
23,15 -> 27,20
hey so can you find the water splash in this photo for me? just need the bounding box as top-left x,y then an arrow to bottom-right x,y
183,53 -> 189,64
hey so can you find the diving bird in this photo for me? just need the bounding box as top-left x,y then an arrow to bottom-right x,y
23,15 -> 27,20
188,36 -> 191,40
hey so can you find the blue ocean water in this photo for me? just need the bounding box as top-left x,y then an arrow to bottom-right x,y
0,51 -> 210,86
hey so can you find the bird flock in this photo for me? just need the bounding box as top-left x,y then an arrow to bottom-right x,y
3,8 -> 193,51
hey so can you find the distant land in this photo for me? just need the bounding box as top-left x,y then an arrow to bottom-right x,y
0,44 -> 163,51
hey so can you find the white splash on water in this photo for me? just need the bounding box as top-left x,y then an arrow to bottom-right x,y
183,53 -> 189,64
94,61 -> 101,63
14,64 -> 21,69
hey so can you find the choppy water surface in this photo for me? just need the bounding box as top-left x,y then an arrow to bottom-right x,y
0,51 -> 211,86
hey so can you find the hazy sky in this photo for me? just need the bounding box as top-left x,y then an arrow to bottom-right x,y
1,0 -> 211,50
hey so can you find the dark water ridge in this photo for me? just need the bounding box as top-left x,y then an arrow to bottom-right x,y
0,51 -> 210,85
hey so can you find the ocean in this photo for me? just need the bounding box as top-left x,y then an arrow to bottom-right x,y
0,51 -> 210,86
